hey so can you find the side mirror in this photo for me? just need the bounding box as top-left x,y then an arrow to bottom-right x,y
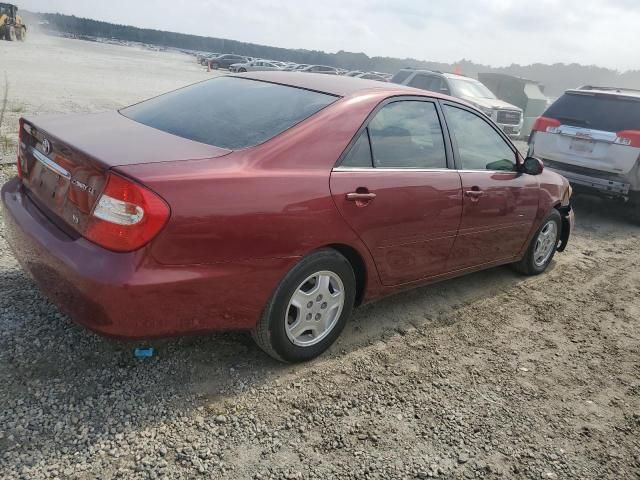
522,156 -> 544,175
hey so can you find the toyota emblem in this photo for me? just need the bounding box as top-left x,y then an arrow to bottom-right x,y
42,139 -> 51,155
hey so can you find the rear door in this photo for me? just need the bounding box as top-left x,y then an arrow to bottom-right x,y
441,102 -> 539,269
330,98 -> 463,286
532,91 -> 640,175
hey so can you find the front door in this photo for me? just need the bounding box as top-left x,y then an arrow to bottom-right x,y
330,99 -> 463,286
441,103 -> 539,270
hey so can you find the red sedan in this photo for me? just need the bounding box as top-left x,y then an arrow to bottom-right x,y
2,72 -> 573,362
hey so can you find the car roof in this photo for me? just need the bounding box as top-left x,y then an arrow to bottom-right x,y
398,68 -> 477,82
229,71 -> 419,97
568,86 -> 640,99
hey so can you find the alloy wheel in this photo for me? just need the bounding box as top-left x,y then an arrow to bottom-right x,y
533,220 -> 558,267
285,271 -> 345,347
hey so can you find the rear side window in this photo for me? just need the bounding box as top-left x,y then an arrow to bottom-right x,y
545,93 -> 640,132
122,77 -> 337,150
368,101 -> 447,169
341,130 -> 373,167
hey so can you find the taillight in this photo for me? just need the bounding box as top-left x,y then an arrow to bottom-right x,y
614,130 -> 640,148
85,173 -> 170,252
532,116 -> 561,133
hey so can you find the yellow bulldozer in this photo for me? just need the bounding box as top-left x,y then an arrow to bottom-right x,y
0,3 -> 26,41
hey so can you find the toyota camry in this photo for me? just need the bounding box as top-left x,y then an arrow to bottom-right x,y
2,72 -> 573,362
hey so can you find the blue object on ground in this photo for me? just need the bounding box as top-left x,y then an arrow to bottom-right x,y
134,347 -> 154,358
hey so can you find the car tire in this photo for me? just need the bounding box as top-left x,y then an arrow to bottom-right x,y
252,249 -> 356,363
239,68 -> 247,73
211,63 -> 219,70
513,209 -> 562,275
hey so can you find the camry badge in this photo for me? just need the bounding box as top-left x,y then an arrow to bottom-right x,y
42,138 -> 51,155
71,179 -> 96,195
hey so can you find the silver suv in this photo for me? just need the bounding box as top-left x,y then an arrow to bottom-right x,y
391,69 -> 524,138
529,86 -> 640,221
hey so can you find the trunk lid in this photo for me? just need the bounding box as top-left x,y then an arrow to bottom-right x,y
18,112 -> 231,234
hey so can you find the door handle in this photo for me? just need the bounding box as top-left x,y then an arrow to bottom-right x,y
346,190 -> 376,207
465,188 -> 484,202
346,192 -> 377,201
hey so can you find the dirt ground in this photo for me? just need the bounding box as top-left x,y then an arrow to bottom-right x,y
0,33 -> 639,480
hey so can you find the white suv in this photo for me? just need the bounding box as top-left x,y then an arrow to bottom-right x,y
391,69 -> 524,138
528,86 -> 640,221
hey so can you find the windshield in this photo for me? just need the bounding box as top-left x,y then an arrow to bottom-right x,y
122,77 -> 337,150
449,78 -> 497,99
544,92 -> 640,132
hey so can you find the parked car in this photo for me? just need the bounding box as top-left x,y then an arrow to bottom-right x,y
229,60 -> 283,73
208,54 -> 247,70
345,71 -> 364,77
528,85 -> 640,222
4,72 -> 573,362
355,72 -> 388,82
392,69 -> 524,138
478,73 -> 548,139
299,65 -> 338,75
199,53 -> 220,65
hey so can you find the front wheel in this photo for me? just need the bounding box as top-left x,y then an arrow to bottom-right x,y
513,210 -> 562,275
18,27 -> 26,42
211,62 -> 219,70
239,68 -> 247,72
8,26 -> 16,41
252,249 -> 356,363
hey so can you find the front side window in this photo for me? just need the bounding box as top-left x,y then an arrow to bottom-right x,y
368,101 -> 447,169
443,105 -> 516,171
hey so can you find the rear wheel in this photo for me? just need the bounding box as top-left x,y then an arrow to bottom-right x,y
513,210 -> 562,275
627,192 -> 640,224
252,249 -> 356,363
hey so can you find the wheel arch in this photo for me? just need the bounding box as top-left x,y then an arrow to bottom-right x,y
325,243 -> 368,306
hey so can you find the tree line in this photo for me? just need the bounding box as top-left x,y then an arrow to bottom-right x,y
25,11 -> 640,98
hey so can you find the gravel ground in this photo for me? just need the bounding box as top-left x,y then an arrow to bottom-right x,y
1,33 -> 639,480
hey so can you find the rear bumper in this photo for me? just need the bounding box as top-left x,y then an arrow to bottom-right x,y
1,178 -> 295,339
545,165 -> 631,197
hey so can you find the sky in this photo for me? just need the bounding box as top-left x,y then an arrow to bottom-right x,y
19,0 -> 640,71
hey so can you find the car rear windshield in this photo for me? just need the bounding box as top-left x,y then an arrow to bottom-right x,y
544,92 -> 640,132
391,70 -> 412,84
121,77 -> 337,150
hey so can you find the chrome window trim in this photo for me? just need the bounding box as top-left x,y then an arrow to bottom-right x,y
333,166 -> 453,173
31,147 -> 71,179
